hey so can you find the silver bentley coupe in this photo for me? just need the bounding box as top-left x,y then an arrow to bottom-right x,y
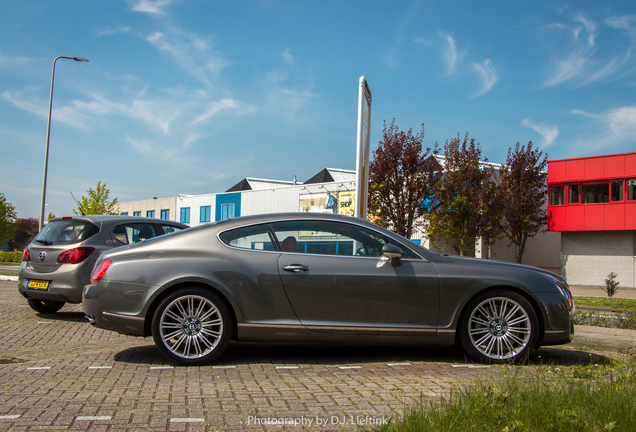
82,213 -> 575,365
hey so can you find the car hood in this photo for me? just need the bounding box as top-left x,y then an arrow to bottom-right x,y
440,255 -> 566,283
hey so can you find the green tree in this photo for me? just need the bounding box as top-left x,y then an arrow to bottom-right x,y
73,181 -> 119,216
0,193 -> 19,246
425,133 -> 499,256
368,119 -> 440,239
47,212 -> 56,222
496,142 -> 548,263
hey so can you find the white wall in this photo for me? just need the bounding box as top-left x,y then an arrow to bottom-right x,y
177,194 -> 216,227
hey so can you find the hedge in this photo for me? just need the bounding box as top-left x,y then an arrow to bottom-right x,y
0,251 -> 23,263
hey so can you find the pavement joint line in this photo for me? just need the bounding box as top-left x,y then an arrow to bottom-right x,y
170,418 -> 205,423
88,366 -> 113,369
76,416 -> 112,421
26,367 -> 51,370
0,415 -> 21,420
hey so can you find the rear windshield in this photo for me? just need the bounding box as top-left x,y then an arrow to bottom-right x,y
34,220 -> 100,246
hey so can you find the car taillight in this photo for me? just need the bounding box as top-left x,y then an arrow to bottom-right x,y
22,246 -> 31,262
57,247 -> 95,264
90,259 -> 112,284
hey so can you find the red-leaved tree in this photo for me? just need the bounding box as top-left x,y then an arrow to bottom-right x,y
496,142 -> 548,263
368,119 -> 440,239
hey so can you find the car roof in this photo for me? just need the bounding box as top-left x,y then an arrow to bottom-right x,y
48,215 -> 189,228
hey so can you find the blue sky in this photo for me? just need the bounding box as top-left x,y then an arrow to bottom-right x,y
2,1 -> 636,218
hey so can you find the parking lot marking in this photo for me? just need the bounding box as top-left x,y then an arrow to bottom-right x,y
387,363 -> 411,366
0,415 -> 21,420
276,366 -> 299,369
88,366 -> 113,369
26,367 -> 51,370
76,416 -> 112,421
213,365 -> 236,369
451,364 -> 490,368
150,366 -> 174,369
338,366 -> 362,369
170,418 -> 205,423
36,321 -> 53,324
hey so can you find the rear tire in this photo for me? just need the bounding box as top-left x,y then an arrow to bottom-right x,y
151,287 -> 232,366
27,299 -> 65,314
459,289 -> 539,364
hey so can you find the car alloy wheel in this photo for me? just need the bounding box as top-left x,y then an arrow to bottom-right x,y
152,288 -> 231,365
459,289 -> 539,364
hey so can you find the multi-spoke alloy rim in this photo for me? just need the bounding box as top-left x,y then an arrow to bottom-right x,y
468,297 -> 531,360
159,295 -> 224,359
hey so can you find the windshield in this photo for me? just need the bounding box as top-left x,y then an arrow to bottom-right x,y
34,220 -> 99,246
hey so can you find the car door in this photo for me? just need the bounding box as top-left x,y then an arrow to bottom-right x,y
272,219 -> 440,335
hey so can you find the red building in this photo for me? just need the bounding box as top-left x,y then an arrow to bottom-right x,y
547,151 -> 636,288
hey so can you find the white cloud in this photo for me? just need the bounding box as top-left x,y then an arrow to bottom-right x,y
570,105 -> 636,152
130,0 -> 173,14
145,29 -> 232,87
440,32 -> 462,75
543,13 -> 636,87
281,49 -> 294,65
471,59 -> 498,97
192,98 -> 240,125
421,32 -> 494,96
96,26 -> 131,37
522,119 -> 560,148
606,15 -> 636,38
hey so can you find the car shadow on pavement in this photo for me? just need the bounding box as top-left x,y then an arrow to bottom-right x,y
35,311 -> 86,322
112,342 -> 612,368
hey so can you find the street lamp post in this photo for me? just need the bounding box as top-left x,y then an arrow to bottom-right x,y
39,56 -> 89,230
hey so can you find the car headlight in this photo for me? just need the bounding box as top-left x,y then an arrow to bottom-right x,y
556,280 -> 575,312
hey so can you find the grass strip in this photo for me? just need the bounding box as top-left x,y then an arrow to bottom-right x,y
368,368 -> 636,432
574,297 -> 636,312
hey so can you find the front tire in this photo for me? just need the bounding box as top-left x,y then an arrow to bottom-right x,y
151,287 -> 232,366
27,299 -> 65,314
459,289 -> 539,364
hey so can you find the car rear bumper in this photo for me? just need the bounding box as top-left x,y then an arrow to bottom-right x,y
18,261 -> 94,304
82,282 -> 147,336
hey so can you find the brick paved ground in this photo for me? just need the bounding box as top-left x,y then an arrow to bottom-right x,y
0,281 -> 610,431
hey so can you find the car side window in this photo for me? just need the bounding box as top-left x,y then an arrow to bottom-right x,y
112,223 -> 158,245
219,224 -> 278,251
271,220 -> 393,257
161,224 -> 185,234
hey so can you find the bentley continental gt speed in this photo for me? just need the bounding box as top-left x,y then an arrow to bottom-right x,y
82,213 -> 575,365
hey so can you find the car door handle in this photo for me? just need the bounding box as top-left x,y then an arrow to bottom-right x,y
282,265 -> 309,273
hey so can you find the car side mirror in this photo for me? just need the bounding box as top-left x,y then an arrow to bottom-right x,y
382,243 -> 403,267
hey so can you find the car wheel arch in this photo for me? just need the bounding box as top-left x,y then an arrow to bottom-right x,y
453,285 -> 546,348
143,281 -> 239,341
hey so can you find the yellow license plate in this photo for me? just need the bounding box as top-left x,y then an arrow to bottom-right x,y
28,280 -> 50,290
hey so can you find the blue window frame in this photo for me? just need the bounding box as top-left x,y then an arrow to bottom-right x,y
133,211 -> 141,217
180,207 -> 190,224
221,203 -> 235,220
146,210 -> 155,218
160,209 -> 169,220
200,206 -> 211,223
